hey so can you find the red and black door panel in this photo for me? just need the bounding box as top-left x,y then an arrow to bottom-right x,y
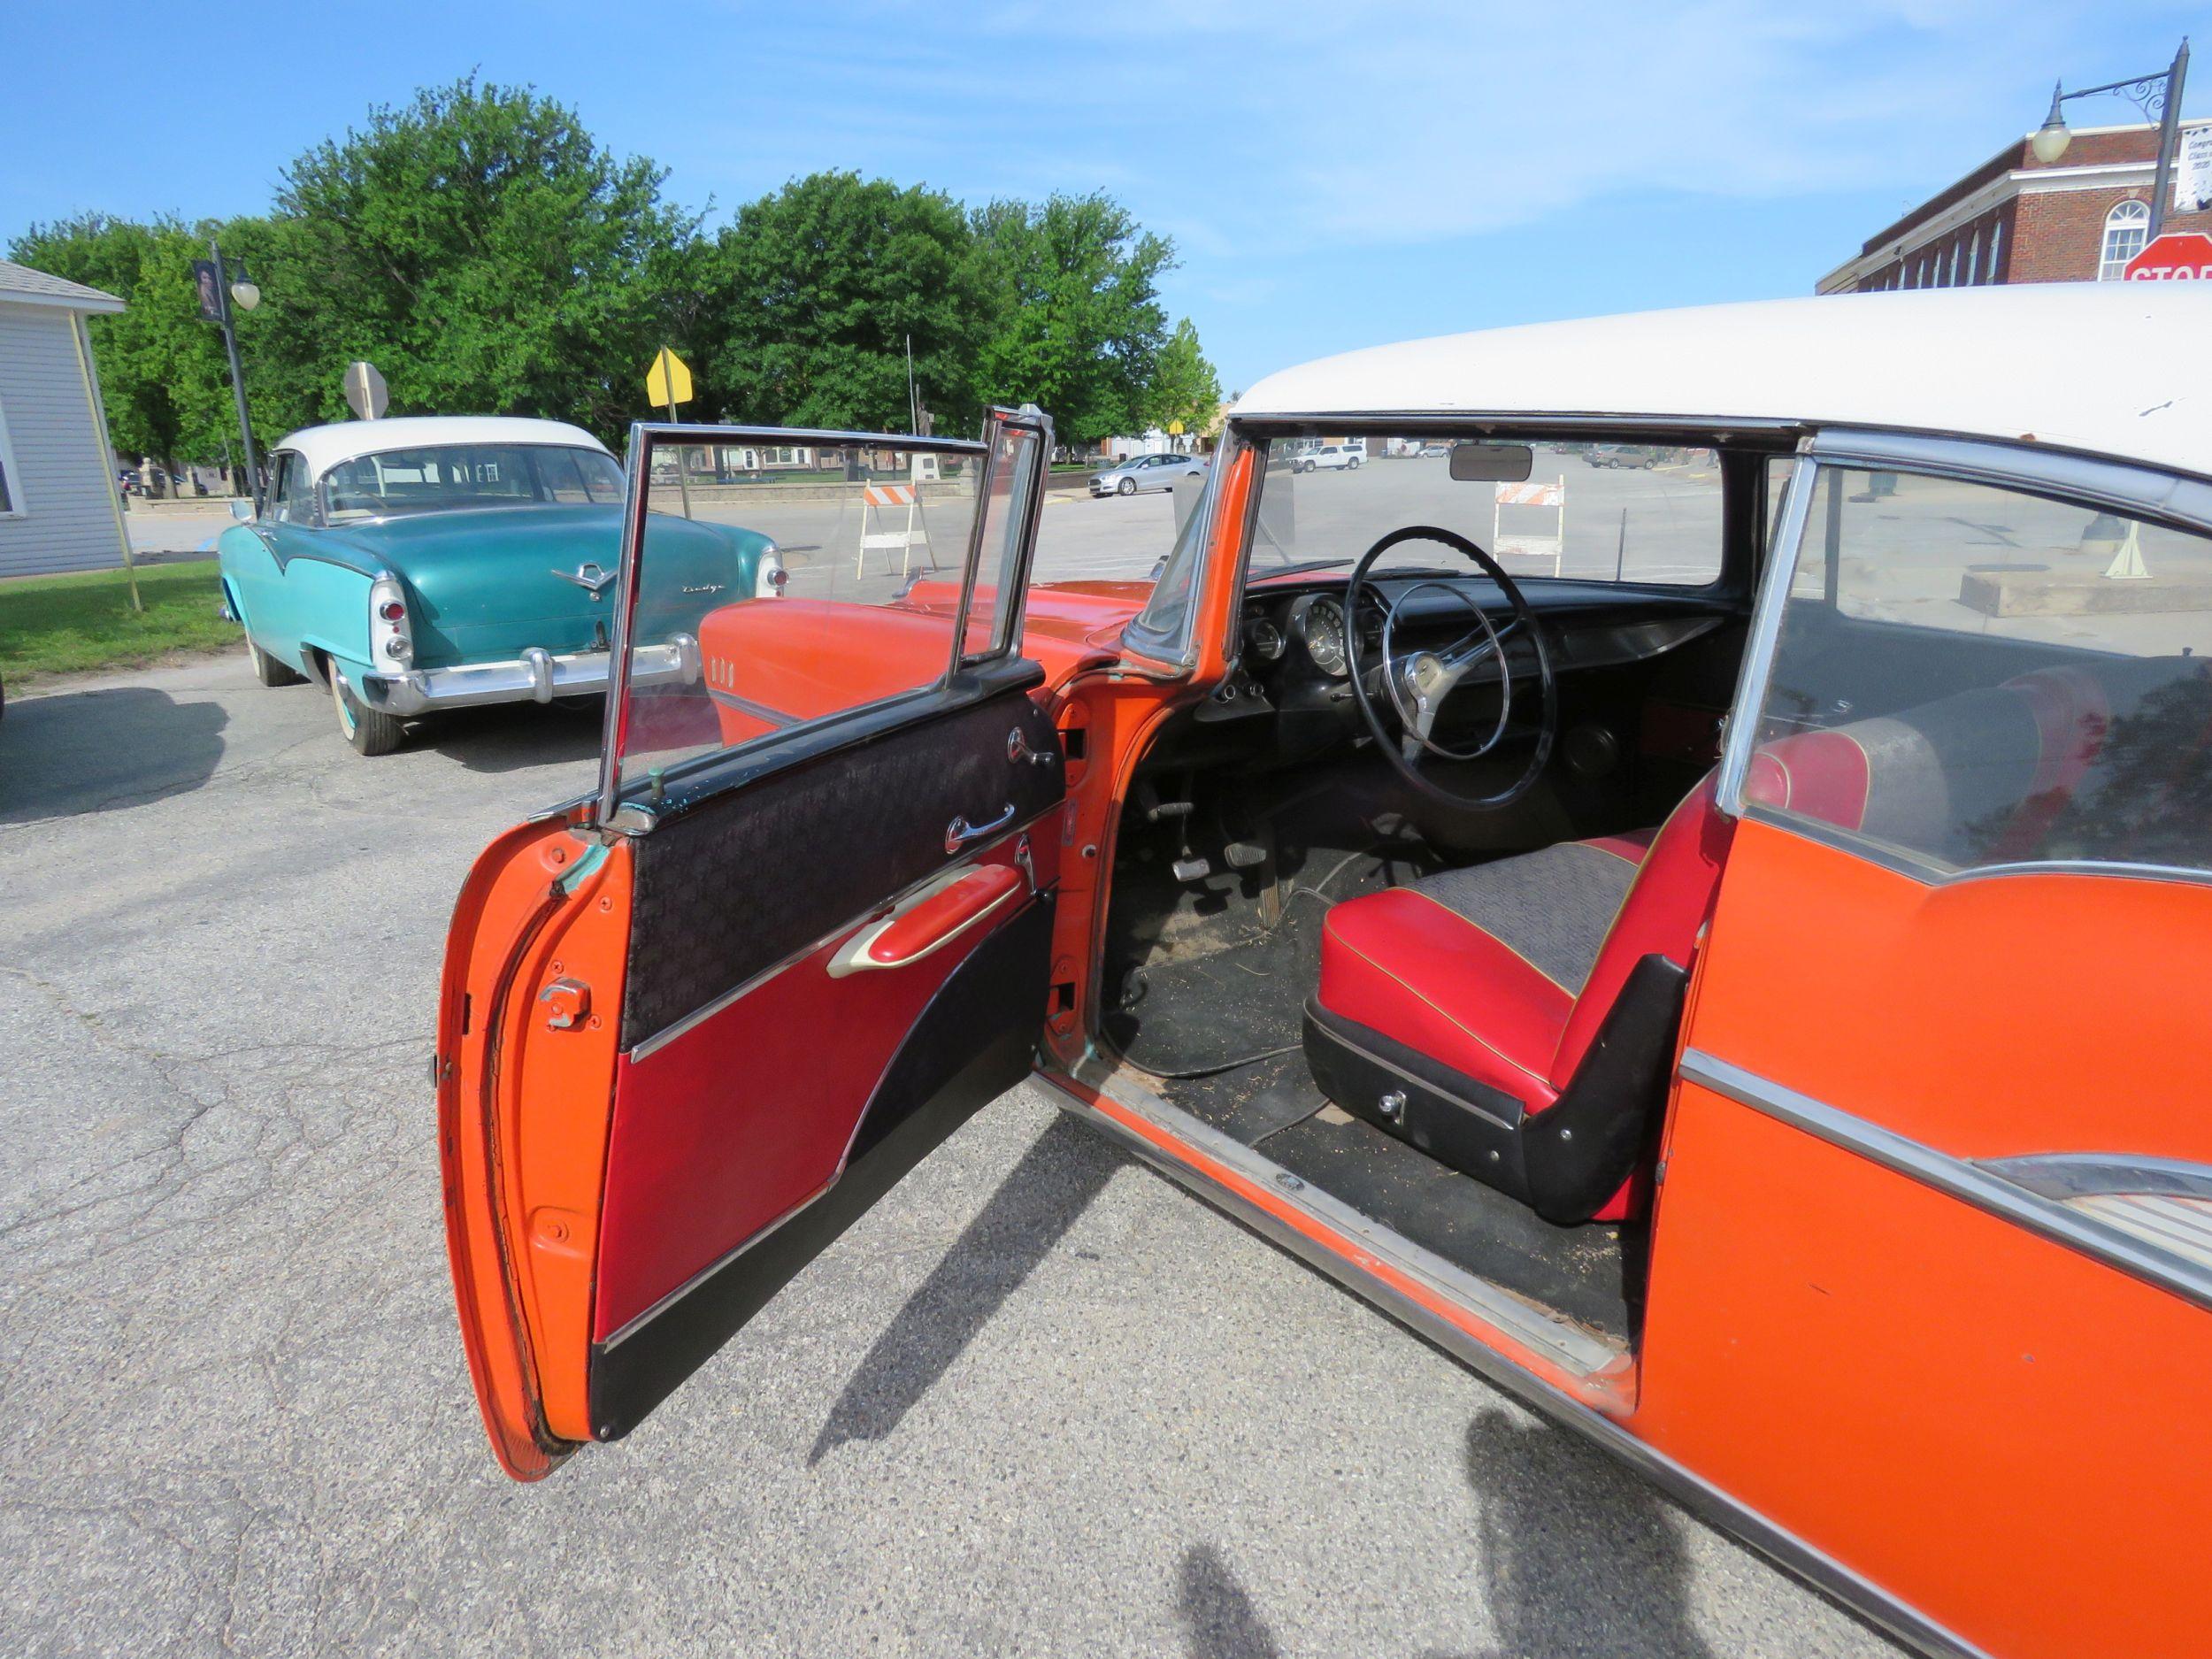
440,411 -> 1064,1476
586,674 -> 1064,1438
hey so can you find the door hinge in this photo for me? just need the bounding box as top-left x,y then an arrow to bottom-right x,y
539,978 -> 592,1031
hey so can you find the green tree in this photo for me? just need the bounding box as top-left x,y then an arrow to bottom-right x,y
703,172 -> 980,433
265,75 -> 700,438
8,214 -> 237,469
1143,319 -> 1221,442
967,193 -> 1174,447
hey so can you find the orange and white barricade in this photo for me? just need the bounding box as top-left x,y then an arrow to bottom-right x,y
855,481 -> 938,578
1493,478 -> 1566,575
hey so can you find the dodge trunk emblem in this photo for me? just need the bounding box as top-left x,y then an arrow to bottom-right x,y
554,561 -> 617,597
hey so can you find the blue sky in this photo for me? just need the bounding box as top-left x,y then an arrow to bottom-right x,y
4,2 -> 2205,392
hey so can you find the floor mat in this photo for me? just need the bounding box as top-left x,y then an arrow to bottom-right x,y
1155,1048 -> 1328,1145
1102,844 -> 1428,1078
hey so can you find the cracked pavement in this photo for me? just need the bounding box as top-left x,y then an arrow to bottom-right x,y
0,656 -> 1902,1657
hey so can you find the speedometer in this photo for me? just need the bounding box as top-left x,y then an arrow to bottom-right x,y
1293,595 -> 1349,678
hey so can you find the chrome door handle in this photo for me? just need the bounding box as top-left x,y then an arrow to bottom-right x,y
945,802 -> 1017,854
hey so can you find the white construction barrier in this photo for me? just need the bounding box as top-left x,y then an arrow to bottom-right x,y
855,481 -> 939,578
1494,478 -> 1567,574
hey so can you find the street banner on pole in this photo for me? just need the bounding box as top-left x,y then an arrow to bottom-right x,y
2174,123 -> 2212,217
191,260 -> 225,324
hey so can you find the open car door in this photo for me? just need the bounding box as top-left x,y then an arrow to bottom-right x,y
438,410 -> 1061,1478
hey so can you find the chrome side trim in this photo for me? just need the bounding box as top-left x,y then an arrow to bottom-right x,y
1714,450 -> 1815,816
2064,1194 -> 2212,1274
1737,803 -> 2212,893
1985,1153 -> 2212,1203
1043,1068 -> 1990,1659
704,687 -> 798,729
1071,1071 -> 1628,1379
1680,1050 -> 2212,1314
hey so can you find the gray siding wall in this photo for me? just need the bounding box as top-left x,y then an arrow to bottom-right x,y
0,302 -> 127,577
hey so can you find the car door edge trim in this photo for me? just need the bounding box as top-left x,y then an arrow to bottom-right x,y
1043,1069 -> 1992,1659
1679,1049 -> 2212,1314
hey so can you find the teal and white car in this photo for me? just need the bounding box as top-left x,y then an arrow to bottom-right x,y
215,416 -> 784,755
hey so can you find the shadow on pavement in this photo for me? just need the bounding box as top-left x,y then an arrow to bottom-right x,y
0,687 -> 227,825
807,1115 -> 1125,1463
426,699 -> 604,774
1176,1544 -> 1283,1659
1441,1409 -> 1716,1659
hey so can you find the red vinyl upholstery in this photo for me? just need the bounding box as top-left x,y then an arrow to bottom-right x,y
1740,664 -> 2120,854
1316,779 -> 1732,1219
1319,888 -> 1572,1110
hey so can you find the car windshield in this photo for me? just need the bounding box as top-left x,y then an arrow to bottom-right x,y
319,443 -> 625,520
1245,434 -> 1723,584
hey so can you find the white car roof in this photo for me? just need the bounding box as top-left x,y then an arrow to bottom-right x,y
273,416 -> 611,481
1234,285 -> 2212,480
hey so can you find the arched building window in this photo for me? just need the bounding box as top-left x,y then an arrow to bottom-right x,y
1967,229 -> 1982,284
2100,199 -> 2150,280
1987,219 -> 2004,284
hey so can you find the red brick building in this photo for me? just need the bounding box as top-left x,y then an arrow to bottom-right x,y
1818,119 -> 2212,293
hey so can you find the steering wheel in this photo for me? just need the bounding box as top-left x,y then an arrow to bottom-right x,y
1344,525 -> 1556,810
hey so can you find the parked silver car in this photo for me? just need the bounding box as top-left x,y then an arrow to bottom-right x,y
1090,451 -> 1205,496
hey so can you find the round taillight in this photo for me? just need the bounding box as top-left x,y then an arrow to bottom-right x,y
767,565 -> 789,590
378,600 -> 405,623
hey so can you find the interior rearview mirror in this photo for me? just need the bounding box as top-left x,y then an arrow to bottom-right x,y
1448,442 -> 1534,483
229,499 -> 255,521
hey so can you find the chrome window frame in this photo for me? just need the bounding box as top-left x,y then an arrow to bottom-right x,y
1122,425 -> 1248,668
951,404 -> 1055,668
1713,426 -> 2212,890
595,421 -> 995,826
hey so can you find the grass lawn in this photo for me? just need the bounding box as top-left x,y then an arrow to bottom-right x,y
0,559 -> 235,687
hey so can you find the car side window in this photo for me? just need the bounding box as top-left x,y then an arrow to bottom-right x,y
269,453 -> 314,525
607,420 -> 1048,803
1747,465 -> 2212,876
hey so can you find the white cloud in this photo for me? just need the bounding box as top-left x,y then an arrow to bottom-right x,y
696,0 -> 2176,254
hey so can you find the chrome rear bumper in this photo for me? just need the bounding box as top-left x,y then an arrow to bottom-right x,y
360,634 -> 700,715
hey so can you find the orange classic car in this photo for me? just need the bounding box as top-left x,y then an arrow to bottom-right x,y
438,286 -> 2211,1659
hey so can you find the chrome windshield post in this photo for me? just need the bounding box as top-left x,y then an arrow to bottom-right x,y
1714,447 -> 1817,818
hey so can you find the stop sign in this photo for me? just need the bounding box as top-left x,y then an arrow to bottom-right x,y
2124,231 -> 2212,280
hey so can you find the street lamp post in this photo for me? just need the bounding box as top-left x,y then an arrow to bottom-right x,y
205,240 -> 264,507
2032,38 -> 2192,237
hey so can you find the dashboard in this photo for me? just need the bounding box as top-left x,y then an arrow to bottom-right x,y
1210,573 -> 1735,727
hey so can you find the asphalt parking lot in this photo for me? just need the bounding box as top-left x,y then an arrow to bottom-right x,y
0,499 -> 1903,1657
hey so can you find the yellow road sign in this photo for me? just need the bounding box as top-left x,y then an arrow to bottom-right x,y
646,347 -> 694,408
1166,419 -> 1185,436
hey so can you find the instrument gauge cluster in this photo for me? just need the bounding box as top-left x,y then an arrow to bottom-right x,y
1245,615 -> 1287,664
1290,595 -> 1350,679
